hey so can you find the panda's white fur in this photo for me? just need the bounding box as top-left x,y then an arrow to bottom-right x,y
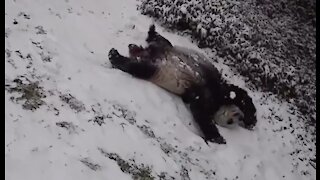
148,46 -> 204,95
213,105 -> 244,128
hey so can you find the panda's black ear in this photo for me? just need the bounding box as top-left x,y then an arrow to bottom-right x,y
149,24 -> 156,34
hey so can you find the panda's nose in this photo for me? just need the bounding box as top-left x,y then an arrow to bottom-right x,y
227,119 -> 234,125
128,44 -> 137,49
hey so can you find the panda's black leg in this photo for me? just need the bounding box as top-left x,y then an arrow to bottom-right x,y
146,24 -> 173,48
181,86 -> 198,104
190,101 -> 226,144
108,48 -> 157,79
187,86 -> 226,144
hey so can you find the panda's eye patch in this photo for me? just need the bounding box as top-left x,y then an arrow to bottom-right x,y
227,119 -> 233,125
233,112 -> 241,117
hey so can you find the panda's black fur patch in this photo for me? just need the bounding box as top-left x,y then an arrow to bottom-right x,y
108,25 -> 257,144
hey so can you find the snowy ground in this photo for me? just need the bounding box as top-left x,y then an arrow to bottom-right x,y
5,0 -> 315,180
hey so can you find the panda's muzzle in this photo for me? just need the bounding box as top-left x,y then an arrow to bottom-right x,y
213,105 -> 244,128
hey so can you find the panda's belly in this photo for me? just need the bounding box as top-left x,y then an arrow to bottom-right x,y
149,61 -> 200,95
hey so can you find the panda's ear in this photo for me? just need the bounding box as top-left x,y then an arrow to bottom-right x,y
148,24 -> 156,34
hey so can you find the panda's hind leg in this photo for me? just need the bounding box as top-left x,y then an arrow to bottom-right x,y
108,48 -> 157,79
146,24 -> 173,48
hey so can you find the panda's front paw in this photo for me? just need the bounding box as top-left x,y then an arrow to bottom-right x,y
207,136 -> 226,145
108,48 -> 120,60
239,117 -> 257,130
243,123 -> 255,130
108,48 -> 122,68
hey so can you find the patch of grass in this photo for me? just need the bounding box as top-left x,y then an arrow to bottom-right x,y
160,142 -> 176,155
56,121 -> 79,134
98,148 -> 154,180
138,125 -> 156,138
158,172 -> 175,180
80,158 -> 101,171
112,104 -> 136,125
59,93 -> 85,112
6,77 -> 46,111
180,166 -> 191,180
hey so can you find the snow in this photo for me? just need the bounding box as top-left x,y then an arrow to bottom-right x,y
230,91 -> 236,99
5,0 -> 315,180
180,6 -> 187,14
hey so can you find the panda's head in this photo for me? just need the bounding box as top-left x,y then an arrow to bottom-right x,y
213,104 -> 244,128
128,43 -> 159,61
128,44 -> 145,58
214,84 -> 257,129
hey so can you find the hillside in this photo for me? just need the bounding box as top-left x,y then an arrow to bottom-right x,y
5,0 -> 316,179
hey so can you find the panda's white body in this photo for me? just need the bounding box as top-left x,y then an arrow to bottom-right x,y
148,46 -> 208,95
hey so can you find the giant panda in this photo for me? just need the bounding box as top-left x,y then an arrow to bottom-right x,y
108,25 -> 257,144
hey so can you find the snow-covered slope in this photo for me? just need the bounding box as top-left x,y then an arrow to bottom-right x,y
5,0 -> 315,180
